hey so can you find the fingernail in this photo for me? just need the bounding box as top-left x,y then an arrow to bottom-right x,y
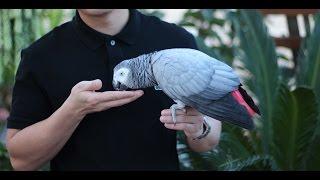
161,110 -> 168,115
94,79 -> 102,85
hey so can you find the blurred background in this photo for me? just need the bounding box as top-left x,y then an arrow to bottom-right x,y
1,9 -> 320,171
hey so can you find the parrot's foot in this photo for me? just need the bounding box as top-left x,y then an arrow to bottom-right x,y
170,100 -> 186,125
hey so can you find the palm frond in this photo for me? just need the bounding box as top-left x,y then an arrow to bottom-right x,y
297,12 -> 320,138
272,86 -> 319,170
232,9 -> 280,154
297,12 -> 320,93
219,155 -> 278,171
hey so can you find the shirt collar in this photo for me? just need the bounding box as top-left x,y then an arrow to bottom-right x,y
72,9 -> 141,50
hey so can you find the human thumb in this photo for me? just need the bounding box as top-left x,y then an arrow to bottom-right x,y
75,79 -> 102,92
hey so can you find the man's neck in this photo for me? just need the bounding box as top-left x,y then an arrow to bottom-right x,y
78,9 -> 130,36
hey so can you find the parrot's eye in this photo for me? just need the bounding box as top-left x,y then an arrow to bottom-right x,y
120,72 -> 124,76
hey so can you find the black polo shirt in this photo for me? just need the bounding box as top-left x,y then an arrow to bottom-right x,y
7,9 -> 198,170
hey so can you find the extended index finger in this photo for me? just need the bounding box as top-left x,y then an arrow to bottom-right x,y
161,107 -> 201,116
161,109 -> 186,116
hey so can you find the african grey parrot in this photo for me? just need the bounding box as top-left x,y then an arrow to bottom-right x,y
112,48 -> 260,130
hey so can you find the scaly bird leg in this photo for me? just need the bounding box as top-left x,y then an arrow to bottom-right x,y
170,100 -> 186,126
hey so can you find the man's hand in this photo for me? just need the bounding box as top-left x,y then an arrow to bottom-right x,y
160,107 -> 204,139
160,107 -> 221,152
6,79 -> 144,170
63,79 -> 144,120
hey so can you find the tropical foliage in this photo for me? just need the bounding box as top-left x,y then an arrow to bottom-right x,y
178,9 -> 320,171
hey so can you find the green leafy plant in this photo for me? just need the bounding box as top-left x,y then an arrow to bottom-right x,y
297,13 -> 320,110
0,9 -> 72,171
0,143 -> 12,170
179,9 -> 236,65
0,123 -> 12,170
179,9 -> 320,171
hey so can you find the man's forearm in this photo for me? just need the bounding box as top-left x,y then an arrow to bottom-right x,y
6,101 -> 83,170
186,117 -> 221,152
6,80 -> 144,171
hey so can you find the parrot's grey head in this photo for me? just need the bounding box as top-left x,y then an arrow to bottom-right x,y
113,60 -> 133,91
113,52 -> 158,91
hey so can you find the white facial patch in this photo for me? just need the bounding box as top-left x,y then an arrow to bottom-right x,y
114,68 -> 130,84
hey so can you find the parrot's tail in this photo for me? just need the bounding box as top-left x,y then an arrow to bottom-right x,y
197,85 -> 259,130
231,86 -> 260,117
231,90 -> 255,117
237,85 -> 260,115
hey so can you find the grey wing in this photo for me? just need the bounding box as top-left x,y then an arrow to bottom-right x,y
153,50 -> 240,107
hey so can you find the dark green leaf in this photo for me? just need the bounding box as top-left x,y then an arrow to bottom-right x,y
272,86 -> 319,170
297,12 -> 320,113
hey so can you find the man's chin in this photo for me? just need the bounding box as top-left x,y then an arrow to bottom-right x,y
78,9 -> 114,16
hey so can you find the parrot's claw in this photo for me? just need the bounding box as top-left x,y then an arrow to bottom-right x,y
170,101 -> 186,126
170,104 -> 178,126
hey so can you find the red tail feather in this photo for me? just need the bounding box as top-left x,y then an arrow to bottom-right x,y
231,90 -> 256,117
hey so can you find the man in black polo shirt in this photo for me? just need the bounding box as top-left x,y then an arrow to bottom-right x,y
6,9 -> 221,171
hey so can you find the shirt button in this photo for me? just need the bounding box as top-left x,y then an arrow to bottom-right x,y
110,40 -> 116,46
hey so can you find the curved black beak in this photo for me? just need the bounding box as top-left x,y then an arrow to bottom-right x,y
113,80 -> 128,91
